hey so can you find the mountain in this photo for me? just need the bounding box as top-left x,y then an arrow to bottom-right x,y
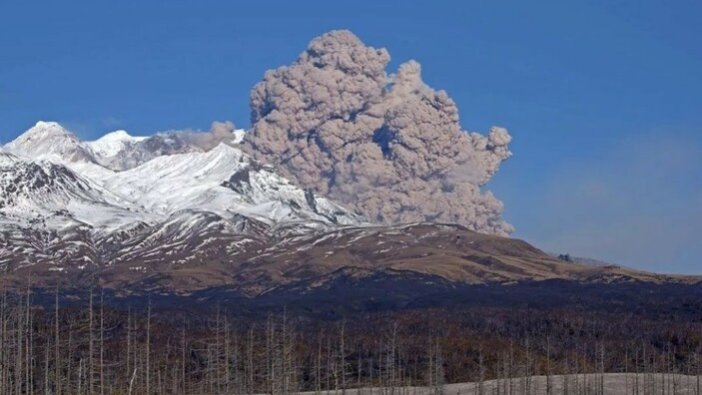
1,122 -> 359,274
3,220 -> 696,304
5,121 -> 249,172
3,122 -> 354,225
1,122 -> 698,301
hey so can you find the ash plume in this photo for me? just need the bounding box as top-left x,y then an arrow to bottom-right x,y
245,30 -> 513,235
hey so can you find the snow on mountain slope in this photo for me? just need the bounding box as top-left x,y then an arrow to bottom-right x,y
0,151 -> 142,230
0,121 -> 362,272
5,121 -> 97,164
85,143 -> 358,226
1,151 -> 101,210
93,132 -> 203,171
101,210 -> 269,270
87,130 -> 147,159
2,122 -> 359,228
87,128 -> 244,171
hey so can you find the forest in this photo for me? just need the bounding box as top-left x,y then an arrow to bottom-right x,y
1,284 -> 702,395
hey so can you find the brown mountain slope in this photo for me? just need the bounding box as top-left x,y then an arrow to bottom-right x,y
217,223 -> 696,295
5,223 -> 699,296
7,222 -> 683,296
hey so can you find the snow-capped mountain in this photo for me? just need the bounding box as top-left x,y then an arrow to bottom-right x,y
0,121 -> 361,272
4,121 -> 98,164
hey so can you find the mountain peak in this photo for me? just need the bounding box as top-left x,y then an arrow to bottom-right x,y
98,129 -> 147,142
22,121 -> 75,139
88,130 -> 147,160
34,120 -> 63,127
101,130 -> 132,140
3,121 -> 97,164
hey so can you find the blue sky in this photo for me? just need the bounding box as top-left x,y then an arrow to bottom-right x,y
1,1 -> 701,273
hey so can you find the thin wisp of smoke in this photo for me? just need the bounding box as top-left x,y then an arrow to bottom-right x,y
169,120 -> 240,151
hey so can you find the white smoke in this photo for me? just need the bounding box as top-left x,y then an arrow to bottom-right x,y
170,120 -> 240,150
244,30 -> 513,235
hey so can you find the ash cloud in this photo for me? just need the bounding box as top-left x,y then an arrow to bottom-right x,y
244,30 -> 513,235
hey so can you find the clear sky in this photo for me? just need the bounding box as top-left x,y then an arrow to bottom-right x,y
1,1 -> 701,273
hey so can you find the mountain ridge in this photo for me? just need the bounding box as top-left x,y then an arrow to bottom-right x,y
1,122 -> 698,299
